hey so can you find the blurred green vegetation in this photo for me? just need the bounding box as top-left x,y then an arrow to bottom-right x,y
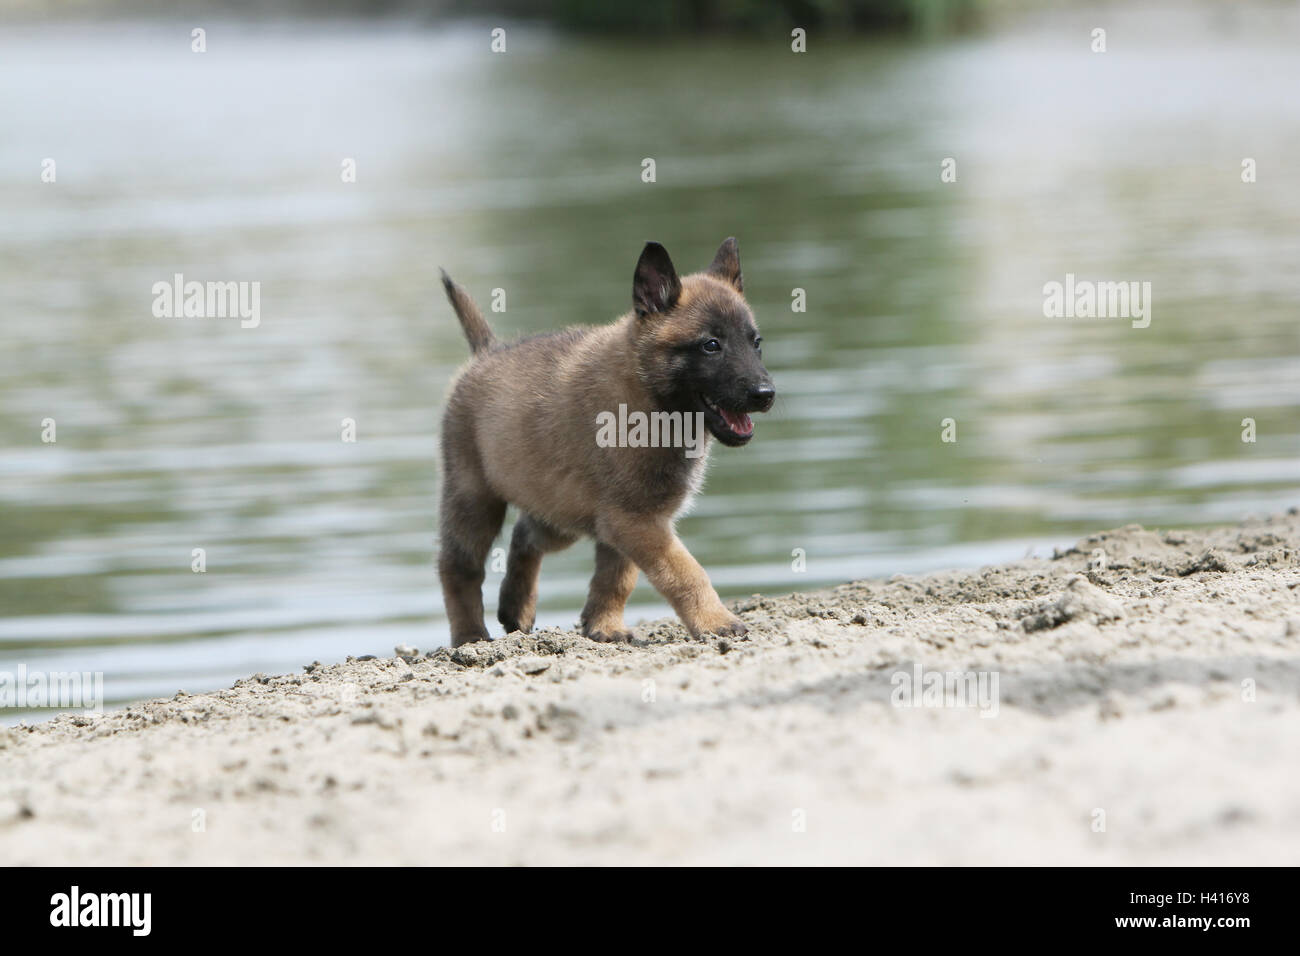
484,0 -> 983,35
4,0 -> 986,36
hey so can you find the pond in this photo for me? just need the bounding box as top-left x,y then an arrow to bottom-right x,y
1,10 -> 1297,719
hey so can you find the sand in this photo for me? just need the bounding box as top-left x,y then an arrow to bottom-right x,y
3,513 -> 1299,865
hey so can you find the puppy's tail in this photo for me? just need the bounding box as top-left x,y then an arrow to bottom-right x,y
440,269 -> 497,355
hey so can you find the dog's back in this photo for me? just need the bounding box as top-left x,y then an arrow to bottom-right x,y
443,318 -> 686,535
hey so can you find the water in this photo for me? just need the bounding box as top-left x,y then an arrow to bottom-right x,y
2,10 -> 1299,720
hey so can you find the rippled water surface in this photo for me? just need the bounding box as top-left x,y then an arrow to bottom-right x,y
2,11 -> 1299,718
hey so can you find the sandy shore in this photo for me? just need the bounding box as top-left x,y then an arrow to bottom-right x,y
3,514 -> 1300,865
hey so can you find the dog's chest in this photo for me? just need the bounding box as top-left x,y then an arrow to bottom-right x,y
599,420 -> 713,517
641,443 -> 710,519
673,452 -> 711,518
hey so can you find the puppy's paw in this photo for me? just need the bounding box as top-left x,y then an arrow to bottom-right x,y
691,610 -> 748,640
585,628 -> 633,644
451,631 -> 492,648
580,609 -> 632,644
712,616 -> 748,638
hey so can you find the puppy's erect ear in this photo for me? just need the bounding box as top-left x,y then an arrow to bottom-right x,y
633,241 -> 682,317
706,236 -> 742,292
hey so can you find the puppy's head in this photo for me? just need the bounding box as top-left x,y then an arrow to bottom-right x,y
631,238 -> 775,447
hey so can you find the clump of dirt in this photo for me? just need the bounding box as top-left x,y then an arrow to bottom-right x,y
1178,549 -> 1232,576
1020,575 -> 1126,632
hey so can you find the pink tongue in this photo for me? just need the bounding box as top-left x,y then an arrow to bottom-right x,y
720,408 -> 754,435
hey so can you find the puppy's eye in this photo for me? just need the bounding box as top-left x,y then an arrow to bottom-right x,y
754,337 -> 762,350
702,339 -> 722,354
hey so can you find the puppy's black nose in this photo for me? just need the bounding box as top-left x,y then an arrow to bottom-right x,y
748,382 -> 776,412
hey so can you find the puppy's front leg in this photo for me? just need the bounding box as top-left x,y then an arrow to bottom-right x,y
597,513 -> 746,639
580,541 -> 639,642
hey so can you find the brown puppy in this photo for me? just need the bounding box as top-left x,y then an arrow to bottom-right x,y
438,238 -> 775,647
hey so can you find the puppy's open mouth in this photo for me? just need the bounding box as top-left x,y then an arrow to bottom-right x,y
699,394 -> 755,446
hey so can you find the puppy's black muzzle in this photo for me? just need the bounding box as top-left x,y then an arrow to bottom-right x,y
747,382 -> 776,413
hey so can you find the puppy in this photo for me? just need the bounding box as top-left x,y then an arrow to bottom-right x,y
438,238 -> 775,646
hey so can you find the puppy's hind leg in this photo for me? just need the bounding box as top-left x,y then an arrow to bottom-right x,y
439,488 -> 506,647
580,541 -> 640,643
498,514 -> 575,634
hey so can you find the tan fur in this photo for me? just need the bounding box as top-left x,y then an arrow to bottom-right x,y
438,243 -> 765,646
